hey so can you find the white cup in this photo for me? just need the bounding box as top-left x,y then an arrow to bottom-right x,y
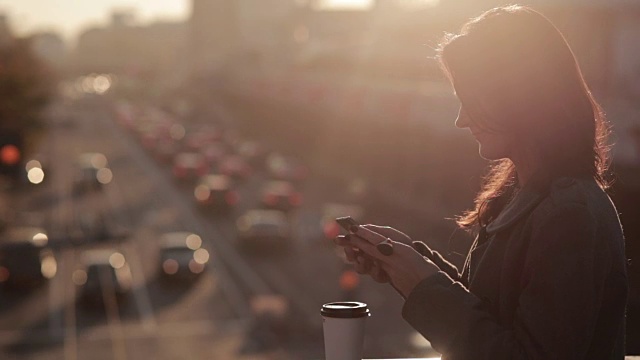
321,302 -> 370,360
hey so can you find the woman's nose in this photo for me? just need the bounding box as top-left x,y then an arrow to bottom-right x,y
455,107 -> 470,128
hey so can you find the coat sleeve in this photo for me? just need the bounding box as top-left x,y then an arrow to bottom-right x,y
402,203 -> 612,359
416,243 -> 462,283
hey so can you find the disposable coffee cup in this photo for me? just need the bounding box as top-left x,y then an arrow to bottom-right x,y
321,301 -> 370,360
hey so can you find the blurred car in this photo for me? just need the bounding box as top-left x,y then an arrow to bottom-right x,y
266,154 -> 308,182
236,209 -> 291,250
158,232 -> 210,281
260,181 -> 303,212
172,152 -> 209,182
183,127 -> 223,152
76,211 -> 111,243
218,155 -> 251,180
200,143 -> 227,167
139,122 -> 174,155
74,249 -> 133,305
153,137 -> 181,164
0,227 -> 56,288
194,174 -> 239,212
235,140 -> 268,167
74,152 -> 112,192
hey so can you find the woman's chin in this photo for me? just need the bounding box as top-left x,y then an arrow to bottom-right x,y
478,147 -> 507,161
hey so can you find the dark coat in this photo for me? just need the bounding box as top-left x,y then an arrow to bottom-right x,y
402,177 -> 628,359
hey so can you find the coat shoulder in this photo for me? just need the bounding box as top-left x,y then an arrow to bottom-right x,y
532,177 -> 606,220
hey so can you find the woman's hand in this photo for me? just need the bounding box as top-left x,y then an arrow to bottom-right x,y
334,224 -> 440,299
335,235 -> 391,283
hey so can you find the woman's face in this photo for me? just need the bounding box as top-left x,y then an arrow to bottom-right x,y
455,106 -> 513,161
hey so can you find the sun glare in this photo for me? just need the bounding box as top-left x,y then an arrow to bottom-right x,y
316,0 -> 374,10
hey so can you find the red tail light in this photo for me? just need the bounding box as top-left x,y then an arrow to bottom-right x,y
197,164 -> 209,177
289,192 -> 303,206
0,266 -> 9,283
225,191 -> 239,205
264,193 -> 279,206
173,166 -> 186,178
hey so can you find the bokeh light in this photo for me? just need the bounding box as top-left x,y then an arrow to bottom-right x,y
193,248 -> 209,264
0,145 -> 20,165
194,185 -> 210,202
162,259 -> 179,275
97,168 -> 113,184
72,270 -> 88,286
32,232 -> 48,247
109,252 -> 126,269
186,234 -> 202,250
41,256 -> 57,279
27,167 -> 45,184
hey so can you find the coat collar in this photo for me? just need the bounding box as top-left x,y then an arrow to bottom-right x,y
485,184 -> 545,235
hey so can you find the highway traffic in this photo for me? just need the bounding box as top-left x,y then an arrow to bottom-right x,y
0,93 -> 436,359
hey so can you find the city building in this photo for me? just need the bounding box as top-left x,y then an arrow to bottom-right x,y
189,0 -> 300,75
189,0 -> 237,74
0,14 -> 13,46
29,32 -> 67,69
71,11 -> 187,77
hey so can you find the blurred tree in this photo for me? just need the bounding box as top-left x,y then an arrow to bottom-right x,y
0,37 -> 54,176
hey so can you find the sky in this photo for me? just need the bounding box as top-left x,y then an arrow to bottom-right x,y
0,0 -> 436,44
0,0 -> 191,42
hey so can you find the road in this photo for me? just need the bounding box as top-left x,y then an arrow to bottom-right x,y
0,94 -> 438,359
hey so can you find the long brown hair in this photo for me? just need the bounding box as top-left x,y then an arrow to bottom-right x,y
437,5 -> 611,229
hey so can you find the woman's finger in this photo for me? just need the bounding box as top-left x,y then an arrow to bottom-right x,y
354,256 -> 371,274
344,246 -> 357,262
334,234 -> 351,246
348,234 -> 387,262
371,260 -> 389,283
362,225 -> 412,245
353,225 -> 389,246
336,235 -> 362,263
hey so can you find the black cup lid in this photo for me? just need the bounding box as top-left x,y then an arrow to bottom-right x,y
321,302 -> 370,318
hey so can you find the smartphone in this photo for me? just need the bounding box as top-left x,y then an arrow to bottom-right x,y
335,216 -> 394,256
335,216 -> 360,233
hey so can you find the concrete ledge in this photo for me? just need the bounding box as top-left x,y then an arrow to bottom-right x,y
365,358 -> 640,360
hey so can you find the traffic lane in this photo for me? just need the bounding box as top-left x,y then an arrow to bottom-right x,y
102,99 -> 332,350
0,103 -> 82,353
91,99 -> 258,339
0,99 -> 135,357
97,102 -> 252,318
108,96 -> 400,333
75,99 -> 233,328
0,97 -> 233,359
108,96 -> 423,357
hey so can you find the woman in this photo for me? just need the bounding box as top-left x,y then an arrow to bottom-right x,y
334,5 -> 628,359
